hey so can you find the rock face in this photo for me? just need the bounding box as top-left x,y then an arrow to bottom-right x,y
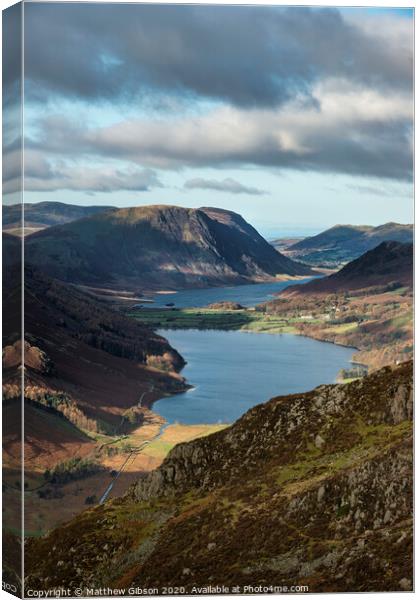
24,205 -> 312,289
133,361 -> 412,500
26,362 -> 412,593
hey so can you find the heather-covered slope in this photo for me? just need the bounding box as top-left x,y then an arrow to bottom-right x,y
284,223 -> 413,267
26,362 -> 413,593
24,205 -> 312,289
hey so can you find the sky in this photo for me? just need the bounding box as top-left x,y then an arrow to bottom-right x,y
2,2 -> 414,238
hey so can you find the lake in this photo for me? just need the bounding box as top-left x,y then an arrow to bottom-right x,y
154,329 -> 354,425
142,277 -> 316,308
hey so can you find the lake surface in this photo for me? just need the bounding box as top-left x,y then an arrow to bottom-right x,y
144,278 -> 315,308
154,329 -> 354,425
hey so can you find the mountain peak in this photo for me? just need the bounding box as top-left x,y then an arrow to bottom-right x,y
25,204 -> 312,289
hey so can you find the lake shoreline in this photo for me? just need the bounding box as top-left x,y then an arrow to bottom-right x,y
125,279 -> 366,425
130,305 -> 361,366
151,328 -> 355,425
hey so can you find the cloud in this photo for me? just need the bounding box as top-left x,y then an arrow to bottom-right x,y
2,3 -> 22,107
29,78 -> 412,180
2,152 -> 162,195
4,4 -> 412,189
184,177 -> 267,195
21,4 -> 412,108
346,183 -> 412,198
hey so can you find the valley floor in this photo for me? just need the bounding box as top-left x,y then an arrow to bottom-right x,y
3,411 -> 227,536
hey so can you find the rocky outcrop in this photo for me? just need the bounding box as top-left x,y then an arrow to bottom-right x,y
133,362 -> 412,501
26,362 -> 413,593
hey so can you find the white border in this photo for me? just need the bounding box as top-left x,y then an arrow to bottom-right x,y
0,2 -> 415,600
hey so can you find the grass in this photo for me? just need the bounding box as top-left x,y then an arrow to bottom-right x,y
130,307 -> 299,334
327,322 -> 359,334
129,307 -> 253,329
142,423 -> 228,459
391,286 -> 409,295
272,419 -> 412,496
390,313 -> 412,328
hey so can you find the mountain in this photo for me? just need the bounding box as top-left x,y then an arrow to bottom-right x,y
2,263 -> 190,574
283,223 -> 413,267
25,361 -> 413,593
270,236 -> 305,252
283,241 -> 413,296
24,205 -> 312,290
3,201 -> 116,235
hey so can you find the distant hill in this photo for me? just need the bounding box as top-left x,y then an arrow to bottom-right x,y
283,241 -> 413,296
3,201 -> 116,235
270,236 -> 305,252
283,222 -> 413,267
25,205 -> 312,290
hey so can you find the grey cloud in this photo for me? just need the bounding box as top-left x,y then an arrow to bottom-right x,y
2,150 -> 162,195
2,3 -> 22,107
184,177 -> 267,195
31,80 -> 412,181
22,4 -> 412,108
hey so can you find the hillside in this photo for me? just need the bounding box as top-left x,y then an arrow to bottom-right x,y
26,361 -> 413,593
3,201 -> 116,235
2,232 -> 21,266
282,223 -> 413,267
6,268 -> 187,428
24,205 -> 312,290
2,263 -> 193,542
258,242 -> 413,370
284,241 -> 413,296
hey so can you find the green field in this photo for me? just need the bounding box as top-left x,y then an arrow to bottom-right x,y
129,307 -> 299,334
